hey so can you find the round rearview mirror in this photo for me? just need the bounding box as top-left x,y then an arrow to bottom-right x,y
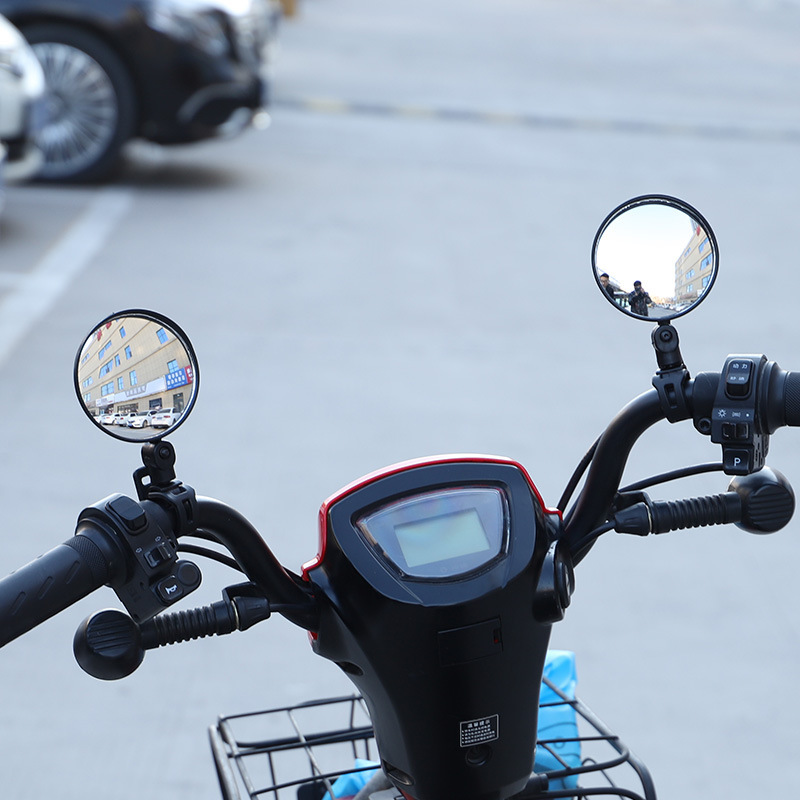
74,310 -> 199,443
592,195 -> 718,321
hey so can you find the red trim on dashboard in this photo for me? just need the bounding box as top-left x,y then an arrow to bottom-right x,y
300,454 -> 559,581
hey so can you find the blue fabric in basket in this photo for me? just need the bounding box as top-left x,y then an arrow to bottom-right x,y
323,758 -> 380,800
535,649 -> 581,790
324,650 -> 581,798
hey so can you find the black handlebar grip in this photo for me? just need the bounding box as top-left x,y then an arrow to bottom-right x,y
783,372 -> 800,427
0,534 -> 114,648
649,493 -> 741,534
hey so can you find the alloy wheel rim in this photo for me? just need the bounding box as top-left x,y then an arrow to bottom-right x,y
32,42 -> 119,178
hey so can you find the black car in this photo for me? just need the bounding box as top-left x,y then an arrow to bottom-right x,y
0,0 -> 278,182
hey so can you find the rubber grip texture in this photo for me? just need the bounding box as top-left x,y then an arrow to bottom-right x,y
784,372 -> 800,427
0,537 -> 108,647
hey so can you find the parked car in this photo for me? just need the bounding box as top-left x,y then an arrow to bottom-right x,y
0,0 -> 280,183
119,412 -> 137,427
0,13 -> 45,182
151,406 -> 181,428
130,410 -> 154,428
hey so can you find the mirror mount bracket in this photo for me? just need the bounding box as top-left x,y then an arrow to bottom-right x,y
134,441 -> 178,501
133,440 -> 198,537
651,322 -> 692,422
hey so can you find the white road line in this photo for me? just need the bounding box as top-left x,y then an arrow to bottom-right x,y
0,186 -> 133,368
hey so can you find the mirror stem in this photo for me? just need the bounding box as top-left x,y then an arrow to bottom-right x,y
651,322 -> 692,422
652,321 -> 683,371
134,441 -> 178,499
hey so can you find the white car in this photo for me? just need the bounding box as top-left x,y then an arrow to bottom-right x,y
118,412 -> 137,427
130,410 -> 154,428
151,407 -> 181,428
0,14 -> 46,182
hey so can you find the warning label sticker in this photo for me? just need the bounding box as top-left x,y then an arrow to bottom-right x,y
459,715 -> 499,747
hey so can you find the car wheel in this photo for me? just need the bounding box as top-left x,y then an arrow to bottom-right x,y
23,24 -> 137,183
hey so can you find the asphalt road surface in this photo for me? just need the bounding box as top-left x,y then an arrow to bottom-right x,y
1,1 -> 799,799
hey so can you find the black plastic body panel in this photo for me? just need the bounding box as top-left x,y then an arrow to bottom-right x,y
305,457 -> 555,800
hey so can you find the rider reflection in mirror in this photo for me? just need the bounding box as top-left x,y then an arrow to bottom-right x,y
599,273 -> 617,303
628,280 -> 654,316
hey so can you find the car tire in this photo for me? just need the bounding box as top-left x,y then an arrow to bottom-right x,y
22,24 -> 137,183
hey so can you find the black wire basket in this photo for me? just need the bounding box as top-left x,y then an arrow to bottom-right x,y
209,678 -> 657,800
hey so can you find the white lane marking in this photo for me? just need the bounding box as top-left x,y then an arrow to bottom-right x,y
0,186 -> 133,368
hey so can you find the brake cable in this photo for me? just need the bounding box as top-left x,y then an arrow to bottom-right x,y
564,462 -> 725,552
620,462 -> 724,492
557,437 -> 600,514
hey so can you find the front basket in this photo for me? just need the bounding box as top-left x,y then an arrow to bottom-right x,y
209,680 -> 657,800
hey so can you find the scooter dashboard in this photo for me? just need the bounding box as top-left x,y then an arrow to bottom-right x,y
355,485 -> 508,580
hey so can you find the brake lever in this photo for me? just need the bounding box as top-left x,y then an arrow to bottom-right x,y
73,583 -> 273,680
613,467 -> 794,536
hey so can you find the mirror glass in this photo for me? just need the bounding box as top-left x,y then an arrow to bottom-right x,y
74,310 -> 199,442
592,196 -> 718,321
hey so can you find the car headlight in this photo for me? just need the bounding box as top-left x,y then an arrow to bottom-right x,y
147,0 -> 230,58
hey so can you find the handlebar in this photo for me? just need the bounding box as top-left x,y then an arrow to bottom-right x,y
563,364 -> 800,562
1,359 -> 799,650
762,368 -> 800,429
0,523 -> 125,647
563,389 -> 667,562
785,373 -> 800,425
0,493 -> 319,652
692,365 -> 800,432
194,497 -> 318,630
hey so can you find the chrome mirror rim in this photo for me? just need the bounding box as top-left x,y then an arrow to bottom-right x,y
592,194 -> 719,322
74,309 -> 199,443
